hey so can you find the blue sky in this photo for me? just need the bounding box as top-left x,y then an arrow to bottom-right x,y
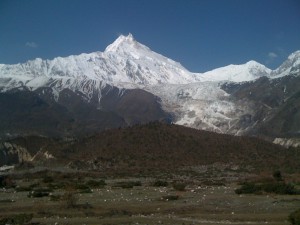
0,0 -> 300,72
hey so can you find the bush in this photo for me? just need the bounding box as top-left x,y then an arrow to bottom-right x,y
161,195 -> 179,201
172,182 -> 187,191
43,176 -> 54,183
202,180 -> 225,186
86,179 -> 106,188
16,183 -> 39,192
289,209 -> 300,225
50,194 -> 62,201
79,188 -> 92,193
113,181 -> 142,189
262,182 -> 297,195
73,183 -> 92,193
0,199 -> 15,203
235,182 -> 262,194
15,186 -> 33,192
153,180 -> 168,187
27,190 -> 49,198
34,187 -> 53,192
0,214 -> 33,225
235,182 -> 299,195
75,183 -> 90,190
0,176 -> 15,188
273,170 -> 283,181
63,189 -> 78,208
47,182 -> 65,189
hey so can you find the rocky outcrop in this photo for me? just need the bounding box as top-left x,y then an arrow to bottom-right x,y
0,142 -> 32,166
273,138 -> 300,148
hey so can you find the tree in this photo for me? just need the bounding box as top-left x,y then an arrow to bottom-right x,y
273,170 -> 283,182
289,209 -> 300,225
63,187 -> 78,208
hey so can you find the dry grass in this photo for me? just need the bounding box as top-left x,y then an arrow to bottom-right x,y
0,172 -> 300,225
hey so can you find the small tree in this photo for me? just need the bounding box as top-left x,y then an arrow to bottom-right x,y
172,182 -> 186,191
0,176 -> 15,188
273,170 -> 283,182
0,214 -> 33,225
63,187 -> 78,208
289,208 -> 300,225
153,180 -> 168,187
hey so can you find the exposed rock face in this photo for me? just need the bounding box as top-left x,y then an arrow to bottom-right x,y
0,142 -> 32,166
273,138 -> 300,148
0,86 -> 171,138
221,75 -> 300,142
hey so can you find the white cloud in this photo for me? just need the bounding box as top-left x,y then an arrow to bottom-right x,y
25,42 -> 38,48
268,52 -> 278,59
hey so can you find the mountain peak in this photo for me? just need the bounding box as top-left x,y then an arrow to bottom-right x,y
105,33 -> 138,53
270,50 -> 300,78
246,60 -> 271,71
288,50 -> 300,60
200,60 -> 271,82
126,33 -> 134,40
117,33 -> 135,42
246,60 -> 261,66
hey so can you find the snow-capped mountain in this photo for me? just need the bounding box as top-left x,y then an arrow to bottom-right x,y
0,34 -> 198,94
270,50 -> 300,78
0,34 -> 300,145
198,60 -> 271,82
104,34 -> 198,85
1,33 -> 298,92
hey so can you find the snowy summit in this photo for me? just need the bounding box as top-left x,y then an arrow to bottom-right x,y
0,33 -> 299,94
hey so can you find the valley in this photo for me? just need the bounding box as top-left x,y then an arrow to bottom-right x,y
1,166 -> 300,225
0,123 -> 299,224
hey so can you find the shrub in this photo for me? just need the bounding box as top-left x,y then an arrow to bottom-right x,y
34,187 -> 53,192
43,176 -> 54,183
172,182 -> 187,191
27,190 -> 49,198
75,183 -> 90,190
161,195 -> 179,201
262,182 -> 297,195
15,183 -> 39,192
289,209 -> 300,225
47,182 -> 65,189
79,188 -> 92,194
86,179 -> 106,188
235,182 -> 299,195
15,186 -> 33,192
73,183 -> 92,193
0,199 -> 15,203
63,189 -> 78,208
0,176 -> 15,188
202,180 -> 225,186
153,180 -> 168,187
113,181 -> 142,189
0,213 -> 33,225
235,182 -> 261,194
273,170 -> 283,181
50,194 -> 62,201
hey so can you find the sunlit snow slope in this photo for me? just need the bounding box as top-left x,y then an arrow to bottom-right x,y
1,34 -> 299,94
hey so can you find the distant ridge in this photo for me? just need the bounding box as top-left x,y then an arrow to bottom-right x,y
2,122 -> 299,174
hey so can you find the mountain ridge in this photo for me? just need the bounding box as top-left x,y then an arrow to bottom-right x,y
2,122 -> 299,173
0,34 -> 299,145
1,34 -> 299,89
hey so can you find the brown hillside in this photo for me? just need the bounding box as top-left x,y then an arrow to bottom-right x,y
43,122 -> 300,174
